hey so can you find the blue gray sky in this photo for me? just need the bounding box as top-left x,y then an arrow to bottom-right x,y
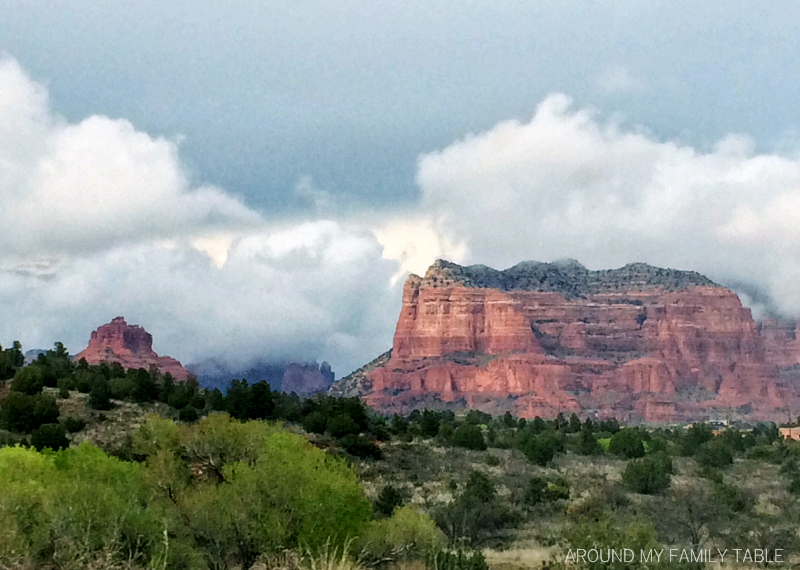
1,1 -> 799,374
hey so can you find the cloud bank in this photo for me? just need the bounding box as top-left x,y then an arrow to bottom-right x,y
0,57 -> 399,374
416,94 -> 800,314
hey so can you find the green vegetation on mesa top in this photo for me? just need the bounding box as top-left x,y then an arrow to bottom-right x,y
420,259 -> 719,295
2,340 -> 800,569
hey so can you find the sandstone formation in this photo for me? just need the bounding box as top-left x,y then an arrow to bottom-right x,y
75,317 -> 190,380
333,260 -> 800,422
190,359 -> 335,397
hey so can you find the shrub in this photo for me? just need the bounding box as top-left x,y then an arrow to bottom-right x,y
0,392 -> 60,433
452,424 -> 487,451
88,377 -> 112,410
524,475 -> 571,506
108,375 -> 136,400
375,484 -> 405,517
681,422 -> 714,455
434,471 -> 520,545
328,414 -> 360,438
339,434 -> 383,459
576,424 -> 603,456
31,423 -> 69,451
622,453 -> 672,495
521,432 -> 563,466
609,427 -> 646,459
179,406 -> 199,423
303,410 -> 328,435
61,416 -> 86,433
420,410 -> 441,438
10,365 -> 45,395
696,439 -> 734,469
0,429 -> 23,448
360,505 -> 446,562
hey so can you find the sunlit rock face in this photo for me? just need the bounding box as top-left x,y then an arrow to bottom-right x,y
75,317 -> 190,381
334,260 -> 800,422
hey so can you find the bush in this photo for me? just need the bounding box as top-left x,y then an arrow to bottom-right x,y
681,422 -> 714,455
10,365 -> 45,395
178,406 -> 199,423
523,475 -> 570,506
434,471 -> 520,545
327,413 -> 360,438
339,434 -> 383,459
696,439 -> 734,469
0,429 -> 23,448
622,453 -> 672,495
576,424 -> 603,456
0,391 -> 60,433
360,505 -> 446,562
61,416 -> 86,433
521,432 -> 563,466
420,410 -> 441,438
609,428 -> 646,459
88,377 -> 112,410
452,424 -> 487,451
303,410 -> 328,434
375,484 -> 405,517
31,423 -> 69,451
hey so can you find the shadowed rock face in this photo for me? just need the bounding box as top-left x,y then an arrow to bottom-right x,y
190,359 -> 335,397
333,260 -> 800,422
75,317 -> 190,380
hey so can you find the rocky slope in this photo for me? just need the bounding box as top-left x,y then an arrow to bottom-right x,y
190,359 -> 335,397
75,317 -> 190,380
332,260 -> 800,422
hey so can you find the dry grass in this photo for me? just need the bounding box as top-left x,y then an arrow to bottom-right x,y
484,546 -> 559,570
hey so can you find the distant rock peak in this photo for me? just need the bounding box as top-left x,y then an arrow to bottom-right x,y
75,317 -> 189,380
418,259 -> 718,296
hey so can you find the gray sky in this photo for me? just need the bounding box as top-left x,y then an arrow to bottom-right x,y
3,1 -> 798,212
1,1 -> 800,374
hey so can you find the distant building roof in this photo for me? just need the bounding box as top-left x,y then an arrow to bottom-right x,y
780,427 -> 800,441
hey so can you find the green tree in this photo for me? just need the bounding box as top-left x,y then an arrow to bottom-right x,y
521,432 -> 564,466
696,439 -> 734,469
576,422 -> 603,456
622,453 -> 672,495
452,424 -> 487,451
609,427 -> 646,459
31,423 -> 69,451
420,410 -> 441,438
88,376 -> 112,410
375,484 -> 405,517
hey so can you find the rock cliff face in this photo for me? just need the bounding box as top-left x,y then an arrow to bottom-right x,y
334,260 -> 800,422
75,317 -> 190,380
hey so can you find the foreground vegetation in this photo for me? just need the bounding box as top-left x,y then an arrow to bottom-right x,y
1,341 -> 800,569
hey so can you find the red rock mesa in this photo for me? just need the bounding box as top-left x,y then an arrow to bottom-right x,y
332,260 -> 800,422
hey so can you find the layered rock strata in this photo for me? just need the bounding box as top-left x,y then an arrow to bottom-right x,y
334,260 -> 800,422
76,317 -> 190,380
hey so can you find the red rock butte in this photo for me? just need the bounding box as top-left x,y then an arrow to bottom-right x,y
75,317 -> 190,381
331,259 -> 800,422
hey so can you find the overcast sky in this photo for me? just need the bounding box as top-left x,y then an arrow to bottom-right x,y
1,1 -> 799,374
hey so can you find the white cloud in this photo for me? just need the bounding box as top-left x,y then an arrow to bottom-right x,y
0,57 -> 259,258
416,94 -> 800,315
0,56 -> 401,374
595,64 -> 645,95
